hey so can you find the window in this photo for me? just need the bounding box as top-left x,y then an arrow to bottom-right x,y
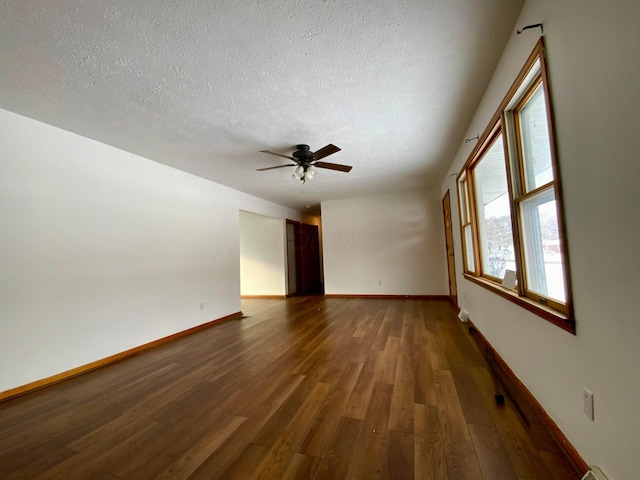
512,78 -> 567,312
457,39 -> 574,332
458,174 -> 475,273
473,131 -> 516,282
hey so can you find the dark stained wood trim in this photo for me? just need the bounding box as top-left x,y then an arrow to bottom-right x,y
463,274 -> 575,334
241,295 -> 287,299
442,190 -> 458,308
0,311 -> 243,403
324,294 -> 450,300
465,319 -> 589,477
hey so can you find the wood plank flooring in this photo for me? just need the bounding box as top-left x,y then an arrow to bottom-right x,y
0,297 -> 580,479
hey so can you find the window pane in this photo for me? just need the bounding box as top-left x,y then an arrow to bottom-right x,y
473,135 -> 516,279
464,225 -> 475,272
520,189 -> 566,303
519,84 -> 554,191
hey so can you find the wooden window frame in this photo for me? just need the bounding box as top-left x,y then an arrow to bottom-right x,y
468,124 -> 516,285
457,173 -> 476,274
456,38 -> 575,334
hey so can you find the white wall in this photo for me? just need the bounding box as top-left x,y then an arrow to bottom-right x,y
440,1 -> 640,479
322,189 -> 448,296
0,108 -> 299,393
239,211 -> 287,296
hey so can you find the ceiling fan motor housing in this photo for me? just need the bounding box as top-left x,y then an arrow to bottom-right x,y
293,144 -> 313,163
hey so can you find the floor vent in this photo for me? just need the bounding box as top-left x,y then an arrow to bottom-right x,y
581,466 -> 608,480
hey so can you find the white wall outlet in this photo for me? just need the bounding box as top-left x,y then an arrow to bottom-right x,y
378,279 -> 382,285
200,303 -> 204,311
457,308 -> 470,323
583,388 -> 594,421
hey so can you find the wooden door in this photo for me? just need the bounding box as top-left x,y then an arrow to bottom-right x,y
442,191 -> 458,307
298,223 -> 322,294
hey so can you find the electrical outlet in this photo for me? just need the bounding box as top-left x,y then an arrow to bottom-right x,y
583,388 -> 594,421
200,303 -> 204,311
378,280 -> 382,285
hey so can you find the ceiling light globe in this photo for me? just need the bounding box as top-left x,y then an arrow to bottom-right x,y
306,166 -> 316,179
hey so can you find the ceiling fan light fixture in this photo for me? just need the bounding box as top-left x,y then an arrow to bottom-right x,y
306,165 -> 316,180
258,144 -> 351,183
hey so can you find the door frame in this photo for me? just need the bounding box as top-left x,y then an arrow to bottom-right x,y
285,220 -> 323,296
442,190 -> 458,307
286,219 -> 301,296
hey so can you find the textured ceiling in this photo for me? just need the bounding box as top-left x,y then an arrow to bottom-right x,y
0,0 -> 523,211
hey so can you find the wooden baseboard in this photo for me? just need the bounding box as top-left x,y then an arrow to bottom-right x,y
324,294 -> 451,300
241,295 -> 287,299
0,311 -> 242,403
465,320 -> 589,476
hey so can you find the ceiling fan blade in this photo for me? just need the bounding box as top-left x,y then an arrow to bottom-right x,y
259,150 -> 296,161
256,164 -> 296,171
313,161 -> 352,173
312,144 -> 341,160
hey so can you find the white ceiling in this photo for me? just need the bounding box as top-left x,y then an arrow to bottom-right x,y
0,0 -> 523,211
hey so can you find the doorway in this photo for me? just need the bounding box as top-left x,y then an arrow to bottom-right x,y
239,211 -> 287,297
286,220 -> 323,295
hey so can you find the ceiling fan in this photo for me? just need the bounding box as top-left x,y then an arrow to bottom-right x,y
257,144 -> 352,183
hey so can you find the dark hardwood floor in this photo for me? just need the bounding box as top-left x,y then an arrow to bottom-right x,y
0,297 -> 579,479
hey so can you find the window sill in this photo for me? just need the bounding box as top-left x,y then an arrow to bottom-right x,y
462,273 -> 575,334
